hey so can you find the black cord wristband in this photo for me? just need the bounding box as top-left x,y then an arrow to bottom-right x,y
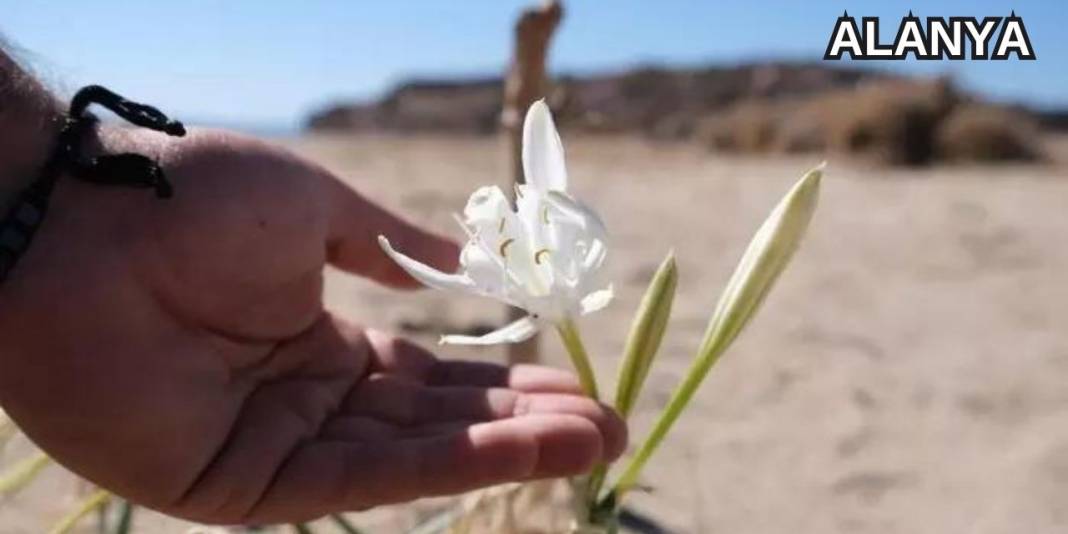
0,85 -> 186,283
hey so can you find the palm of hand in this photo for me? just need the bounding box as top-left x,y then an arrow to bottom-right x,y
0,130 -> 624,524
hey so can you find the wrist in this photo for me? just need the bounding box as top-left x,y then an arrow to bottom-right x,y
0,49 -> 64,211
0,111 -> 64,209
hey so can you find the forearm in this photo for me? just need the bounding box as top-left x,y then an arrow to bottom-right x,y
0,44 -> 64,208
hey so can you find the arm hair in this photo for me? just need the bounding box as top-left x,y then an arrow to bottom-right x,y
0,36 -> 63,205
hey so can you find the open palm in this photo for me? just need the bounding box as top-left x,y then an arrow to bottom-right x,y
0,129 -> 625,524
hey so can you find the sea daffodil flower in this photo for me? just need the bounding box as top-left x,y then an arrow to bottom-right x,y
378,100 -> 612,345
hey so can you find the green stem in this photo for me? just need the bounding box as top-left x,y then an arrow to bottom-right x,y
113,501 -> 134,534
585,464 -> 608,505
555,317 -> 607,521
48,489 -> 111,534
330,514 -> 365,534
611,349 -> 710,496
96,501 -> 108,534
0,452 -> 53,497
555,318 -> 599,399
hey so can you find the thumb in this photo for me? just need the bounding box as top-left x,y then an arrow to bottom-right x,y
323,176 -> 459,289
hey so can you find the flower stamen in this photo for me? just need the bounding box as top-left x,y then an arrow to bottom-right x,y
534,248 -> 551,265
499,238 -> 516,258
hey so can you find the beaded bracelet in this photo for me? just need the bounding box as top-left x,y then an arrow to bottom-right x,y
0,85 -> 186,283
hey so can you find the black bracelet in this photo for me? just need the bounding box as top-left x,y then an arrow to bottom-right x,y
0,85 -> 186,284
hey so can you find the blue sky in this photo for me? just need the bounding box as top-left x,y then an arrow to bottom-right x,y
4,1 -> 1064,130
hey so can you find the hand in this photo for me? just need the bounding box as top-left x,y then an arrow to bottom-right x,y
0,128 -> 626,524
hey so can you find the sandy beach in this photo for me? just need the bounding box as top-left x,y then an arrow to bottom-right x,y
3,133 -> 1068,533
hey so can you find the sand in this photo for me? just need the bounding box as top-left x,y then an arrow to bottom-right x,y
3,134 -> 1067,533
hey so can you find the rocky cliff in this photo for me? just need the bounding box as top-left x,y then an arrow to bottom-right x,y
305,62 -> 897,137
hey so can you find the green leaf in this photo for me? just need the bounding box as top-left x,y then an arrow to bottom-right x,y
292,523 -> 316,534
613,252 -> 678,419
612,164 -> 822,497
48,489 -> 111,534
113,500 -> 134,534
0,452 -> 53,497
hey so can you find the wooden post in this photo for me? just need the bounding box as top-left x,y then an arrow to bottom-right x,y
501,1 -> 563,365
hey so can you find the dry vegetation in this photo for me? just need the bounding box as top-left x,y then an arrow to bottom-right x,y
696,79 -> 1044,166
308,63 -> 1057,168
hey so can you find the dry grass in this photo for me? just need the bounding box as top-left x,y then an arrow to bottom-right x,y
698,79 -> 1044,166
936,104 -> 1043,162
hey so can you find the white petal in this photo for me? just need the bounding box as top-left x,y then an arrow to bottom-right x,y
544,191 -> 609,280
439,316 -> 540,345
546,191 -> 607,239
464,186 -> 512,226
522,100 -> 568,192
582,239 -> 608,274
514,187 -> 557,288
579,286 -> 614,315
460,242 -> 509,296
460,187 -> 545,294
378,236 -> 476,292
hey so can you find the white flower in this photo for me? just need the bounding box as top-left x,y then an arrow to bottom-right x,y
378,100 -> 613,345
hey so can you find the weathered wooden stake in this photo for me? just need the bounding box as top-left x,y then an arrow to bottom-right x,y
501,0 -> 563,365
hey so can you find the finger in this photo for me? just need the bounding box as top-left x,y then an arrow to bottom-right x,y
341,378 -> 627,454
318,415 -> 401,442
361,329 -> 438,381
342,377 -> 518,425
246,414 -> 615,523
365,329 -> 582,393
319,415 -> 477,442
430,362 -> 583,393
323,176 -> 459,289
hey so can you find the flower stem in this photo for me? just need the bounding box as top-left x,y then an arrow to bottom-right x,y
585,464 -> 608,504
556,318 -> 599,399
611,360 -> 704,496
114,500 -> 134,534
556,318 -> 611,523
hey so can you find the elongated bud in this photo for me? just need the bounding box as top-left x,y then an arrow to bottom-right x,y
612,164 -> 822,497
695,163 -> 821,359
614,252 -> 678,419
